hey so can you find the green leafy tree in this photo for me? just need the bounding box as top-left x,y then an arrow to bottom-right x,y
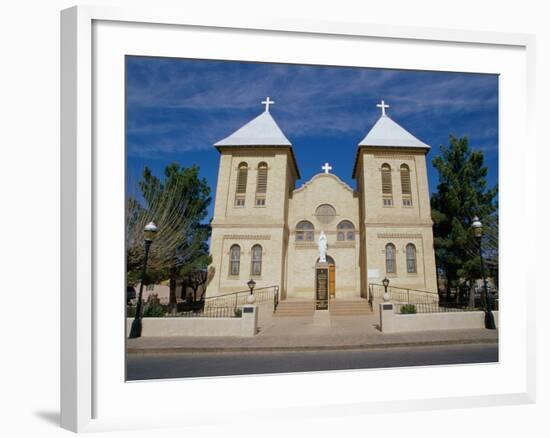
126,163 -> 212,311
430,135 -> 498,306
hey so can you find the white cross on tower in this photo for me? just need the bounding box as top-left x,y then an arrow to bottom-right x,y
262,97 -> 275,112
377,99 -> 390,116
322,162 -> 332,174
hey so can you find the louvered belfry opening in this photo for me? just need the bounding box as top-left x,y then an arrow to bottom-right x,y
255,162 -> 268,206
381,163 -> 393,206
400,164 -> 413,206
234,162 -> 248,206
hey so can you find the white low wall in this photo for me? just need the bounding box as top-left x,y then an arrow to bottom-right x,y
379,303 -> 499,333
127,304 -> 258,337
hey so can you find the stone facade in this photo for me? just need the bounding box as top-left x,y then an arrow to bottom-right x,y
207,103 -> 438,300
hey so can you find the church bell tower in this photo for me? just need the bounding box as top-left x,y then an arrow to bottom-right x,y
207,98 -> 300,297
353,101 -> 437,293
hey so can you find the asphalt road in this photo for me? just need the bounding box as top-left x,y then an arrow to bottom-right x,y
126,343 -> 498,380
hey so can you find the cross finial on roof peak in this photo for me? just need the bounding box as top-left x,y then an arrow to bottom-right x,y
377,99 -> 390,116
262,97 -> 275,112
322,162 -> 332,174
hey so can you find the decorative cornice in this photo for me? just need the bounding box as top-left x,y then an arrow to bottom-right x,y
290,229 -> 359,235
365,221 -> 433,228
294,243 -> 317,249
377,233 -> 422,239
226,149 -> 277,158
374,154 -> 415,161
294,242 -> 355,248
212,223 -> 286,229
331,242 -> 356,248
293,173 -> 355,195
223,235 -> 272,240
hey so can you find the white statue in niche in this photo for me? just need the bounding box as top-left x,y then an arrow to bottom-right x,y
318,230 -> 328,263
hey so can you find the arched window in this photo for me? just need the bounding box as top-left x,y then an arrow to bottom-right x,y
400,164 -> 412,206
251,244 -> 262,276
255,162 -> 268,206
296,221 -> 314,242
337,220 -> 355,241
229,244 -> 241,275
385,243 -> 396,274
381,164 -> 393,206
406,243 -> 417,273
234,162 -> 248,206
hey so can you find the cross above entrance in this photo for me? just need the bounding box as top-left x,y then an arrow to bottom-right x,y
262,97 -> 275,112
322,162 -> 332,174
377,99 -> 390,116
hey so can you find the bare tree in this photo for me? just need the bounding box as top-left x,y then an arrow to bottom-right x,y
126,164 -> 212,310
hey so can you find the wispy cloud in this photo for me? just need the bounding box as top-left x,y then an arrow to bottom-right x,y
126,57 -> 498,161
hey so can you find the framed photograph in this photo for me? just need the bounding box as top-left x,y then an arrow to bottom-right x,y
61,5 -> 536,433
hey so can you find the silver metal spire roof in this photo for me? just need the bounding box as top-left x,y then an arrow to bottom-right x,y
358,100 -> 430,149
214,97 -> 291,147
358,114 -> 430,149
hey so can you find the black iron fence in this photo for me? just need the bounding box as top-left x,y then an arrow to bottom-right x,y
127,285 -> 279,319
439,290 -> 499,311
394,302 -> 475,314
368,283 -> 498,314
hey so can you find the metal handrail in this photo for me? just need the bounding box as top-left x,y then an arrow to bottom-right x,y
368,283 -> 439,304
204,285 -> 280,311
203,286 -> 278,302
369,283 -> 438,296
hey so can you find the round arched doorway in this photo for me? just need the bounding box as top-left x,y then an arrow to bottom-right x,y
315,256 -> 335,310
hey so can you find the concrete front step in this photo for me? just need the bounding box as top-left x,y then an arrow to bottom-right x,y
329,299 -> 372,315
273,299 -> 373,317
274,300 -> 315,317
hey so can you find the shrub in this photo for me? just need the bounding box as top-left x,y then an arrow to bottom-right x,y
234,308 -> 242,318
143,302 -> 166,317
400,304 -> 417,314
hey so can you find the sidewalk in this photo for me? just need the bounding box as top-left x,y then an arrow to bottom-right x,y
127,314 -> 498,355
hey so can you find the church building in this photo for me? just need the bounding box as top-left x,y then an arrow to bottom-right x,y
207,98 -> 437,306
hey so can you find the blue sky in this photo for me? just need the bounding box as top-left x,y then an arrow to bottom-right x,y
126,56 -> 498,220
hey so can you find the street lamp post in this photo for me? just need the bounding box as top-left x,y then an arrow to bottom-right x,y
129,221 -> 158,339
471,216 -> 496,330
247,278 -> 256,304
382,277 -> 390,302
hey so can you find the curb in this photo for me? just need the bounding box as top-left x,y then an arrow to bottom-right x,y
127,337 -> 498,356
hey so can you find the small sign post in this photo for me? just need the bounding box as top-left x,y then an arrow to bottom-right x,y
379,301 -> 394,332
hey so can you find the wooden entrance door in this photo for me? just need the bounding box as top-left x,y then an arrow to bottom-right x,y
329,265 -> 335,298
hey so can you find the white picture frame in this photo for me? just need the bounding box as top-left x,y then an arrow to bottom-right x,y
60,5 -> 536,433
